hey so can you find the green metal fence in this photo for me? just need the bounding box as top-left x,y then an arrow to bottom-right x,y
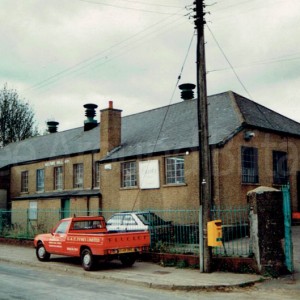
211,206 -> 252,257
0,207 -> 251,257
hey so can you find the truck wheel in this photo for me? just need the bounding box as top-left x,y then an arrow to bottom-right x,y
120,254 -> 136,267
81,248 -> 94,271
36,243 -> 50,261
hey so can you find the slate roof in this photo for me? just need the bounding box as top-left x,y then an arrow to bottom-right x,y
0,91 -> 299,168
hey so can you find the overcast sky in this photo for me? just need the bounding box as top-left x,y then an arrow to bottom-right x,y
1,0 -> 299,132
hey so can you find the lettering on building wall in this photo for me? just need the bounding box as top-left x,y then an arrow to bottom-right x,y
45,160 -> 70,167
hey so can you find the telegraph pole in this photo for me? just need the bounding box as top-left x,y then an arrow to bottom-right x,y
194,0 -> 212,273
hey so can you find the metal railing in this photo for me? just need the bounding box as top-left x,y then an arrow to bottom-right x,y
0,207 -> 252,257
211,205 -> 252,257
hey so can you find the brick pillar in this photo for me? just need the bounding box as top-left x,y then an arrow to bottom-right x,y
247,186 -> 286,276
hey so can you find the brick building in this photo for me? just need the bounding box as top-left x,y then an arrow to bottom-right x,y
0,89 -> 300,217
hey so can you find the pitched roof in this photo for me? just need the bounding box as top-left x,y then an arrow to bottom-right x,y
0,91 -> 299,168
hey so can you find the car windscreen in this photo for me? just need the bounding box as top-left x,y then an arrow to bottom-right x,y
136,213 -> 168,226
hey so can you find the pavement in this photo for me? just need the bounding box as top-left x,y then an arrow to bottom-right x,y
0,226 -> 299,291
0,242 -> 263,291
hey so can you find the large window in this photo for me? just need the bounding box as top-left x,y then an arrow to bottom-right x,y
121,161 -> 137,188
94,162 -> 100,188
21,171 -> 28,193
36,169 -> 44,192
73,163 -> 84,188
273,151 -> 288,184
54,166 -> 63,190
241,147 -> 259,184
165,156 -> 185,184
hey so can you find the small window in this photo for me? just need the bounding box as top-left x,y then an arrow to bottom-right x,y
21,171 -> 28,193
54,166 -> 63,190
73,163 -> 83,188
36,169 -> 44,192
273,151 -> 288,184
29,201 -> 37,220
241,147 -> 259,184
121,161 -> 137,188
165,156 -> 185,184
94,162 -> 100,188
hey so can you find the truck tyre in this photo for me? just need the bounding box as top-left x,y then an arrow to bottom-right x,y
36,243 -> 50,261
81,248 -> 94,271
120,254 -> 136,267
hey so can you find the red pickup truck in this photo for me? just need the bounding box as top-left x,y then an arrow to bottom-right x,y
34,216 -> 150,271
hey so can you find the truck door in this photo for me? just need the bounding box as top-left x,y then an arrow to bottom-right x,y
47,220 -> 70,254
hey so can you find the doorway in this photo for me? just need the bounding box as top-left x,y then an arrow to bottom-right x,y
61,198 -> 70,219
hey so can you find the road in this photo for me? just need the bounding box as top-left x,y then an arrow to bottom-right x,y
0,261 -> 299,300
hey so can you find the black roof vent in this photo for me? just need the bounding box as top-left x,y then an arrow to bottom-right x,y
178,83 -> 196,100
84,103 -> 98,131
47,121 -> 59,133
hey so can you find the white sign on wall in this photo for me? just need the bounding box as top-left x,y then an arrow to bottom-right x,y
139,160 -> 160,189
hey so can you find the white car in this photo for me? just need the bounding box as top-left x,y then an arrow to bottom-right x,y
106,211 -> 173,242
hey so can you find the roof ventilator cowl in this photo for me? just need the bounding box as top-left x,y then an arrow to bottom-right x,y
47,121 -> 59,133
178,83 -> 196,100
84,103 -> 98,131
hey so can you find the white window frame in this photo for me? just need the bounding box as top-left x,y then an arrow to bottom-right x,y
54,166 -> 63,190
36,169 -> 44,192
73,163 -> 83,189
165,156 -> 185,184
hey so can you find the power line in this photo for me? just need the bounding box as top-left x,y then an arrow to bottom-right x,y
207,24 -> 252,99
75,0 -> 183,15
25,9 -> 187,93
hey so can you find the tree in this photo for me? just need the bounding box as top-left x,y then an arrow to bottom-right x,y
0,84 -> 39,147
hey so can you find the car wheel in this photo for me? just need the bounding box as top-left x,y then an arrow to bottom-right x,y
120,254 -> 136,267
36,243 -> 50,261
81,248 -> 94,271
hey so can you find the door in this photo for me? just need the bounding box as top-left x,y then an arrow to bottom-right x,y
282,185 -> 294,273
61,198 -> 70,219
47,219 -> 71,254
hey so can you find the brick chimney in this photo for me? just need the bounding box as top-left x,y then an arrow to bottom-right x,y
100,101 -> 122,157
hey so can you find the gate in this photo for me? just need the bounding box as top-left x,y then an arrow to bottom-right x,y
282,185 -> 294,272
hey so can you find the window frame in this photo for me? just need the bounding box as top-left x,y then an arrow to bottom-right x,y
54,166 -> 63,191
73,163 -> 84,189
273,151 -> 289,185
241,146 -> 259,184
165,156 -> 185,185
36,169 -> 45,192
94,161 -> 100,188
21,171 -> 29,193
121,161 -> 137,188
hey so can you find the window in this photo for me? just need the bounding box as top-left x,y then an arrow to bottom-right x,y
273,151 -> 288,184
241,147 -> 259,183
36,169 -> 44,192
165,156 -> 185,184
54,220 -> 71,234
94,162 -> 100,188
21,171 -> 28,193
54,166 -> 63,190
29,201 -> 37,220
121,161 -> 137,187
73,163 -> 83,188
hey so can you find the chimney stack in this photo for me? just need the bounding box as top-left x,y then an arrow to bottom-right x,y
47,121 -> 59,133
84,103 -> 98,131
178,83 -> 196,100
100,101 -> 122,158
